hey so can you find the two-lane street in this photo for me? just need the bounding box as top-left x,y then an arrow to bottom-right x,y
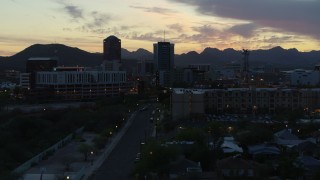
93,106 -> 154,180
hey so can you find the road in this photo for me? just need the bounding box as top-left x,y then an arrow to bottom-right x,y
93,106 -> 154,180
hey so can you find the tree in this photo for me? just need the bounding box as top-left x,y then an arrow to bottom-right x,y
207,122 -> 224,169
93,135 -> 107,149
235,125 -> 273,147
312,168 -> 320,180
78,143 -> 92,161
207,122 -> 224,149
277,157 -> 304,179
133,141 -> 180,177
0,91 -> 10,111
176,128 -> 206,145
61,156 -> 75,171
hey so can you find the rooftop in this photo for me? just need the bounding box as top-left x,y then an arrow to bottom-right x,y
104,35 -> 120,41
28,57 -> 58,61
173,88 -> 205,95
248,143 -> 280,155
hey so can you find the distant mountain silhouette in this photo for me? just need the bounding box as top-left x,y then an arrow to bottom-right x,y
0,44 -> 103,71
122,48 -> 153,60
0,44 -> 319,71
175,46 -> 320,68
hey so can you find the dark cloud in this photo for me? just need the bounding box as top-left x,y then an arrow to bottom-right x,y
64,5 -> 83,19
167,23 -> 183,32
228,23 -> 257,37
62,28 -> 72,32
55,0 -> 84,20
89,28 -> 118,35
171,25 -> 220,44
56,0 -> 113,33
85,11 -> 111,28
258,35 -> 304,49
73,26 -> 116,35
170,0 -> 320,39
0,36 -> 48,43
120,25 -> 135,31
130,5 -> 176,15
130,32 -> 162,42
55,1 -> 112,29
192,25 -> 217,36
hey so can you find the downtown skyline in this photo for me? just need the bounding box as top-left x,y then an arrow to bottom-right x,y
1,0 -> 320,56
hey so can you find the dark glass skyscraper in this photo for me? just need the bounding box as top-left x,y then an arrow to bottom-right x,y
153,42 -> 174,86
103,35 -> 121,61
153,42 -> 174,71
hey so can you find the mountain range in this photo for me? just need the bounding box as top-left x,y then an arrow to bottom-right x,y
0,44 -> 320,71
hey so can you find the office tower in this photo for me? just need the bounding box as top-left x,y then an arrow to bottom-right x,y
103,35 -> 121,61
26,57 -> 58,89
153,42 -> 174,71
153,42 -> 174,87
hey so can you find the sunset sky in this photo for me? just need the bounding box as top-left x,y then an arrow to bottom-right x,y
1,0 -> 319,56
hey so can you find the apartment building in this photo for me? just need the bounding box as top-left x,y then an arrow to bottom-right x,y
172,88 -> 320,119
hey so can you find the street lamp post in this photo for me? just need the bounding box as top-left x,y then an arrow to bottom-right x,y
90,151 -> 94,165
40,167 -> 46,180
144,129 -> 147,142
304,107 -> 309,116
252,105 -> 257,116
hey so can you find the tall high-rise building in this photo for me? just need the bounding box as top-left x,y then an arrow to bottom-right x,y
153,42 -> 174,71
103,35 -> 121,61
153,42 -> 174,86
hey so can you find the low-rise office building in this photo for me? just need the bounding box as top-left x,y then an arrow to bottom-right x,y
20,66 -> 130,100
35,68 -> 129,100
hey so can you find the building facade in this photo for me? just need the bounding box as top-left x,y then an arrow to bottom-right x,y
172,89 -> 205,120
172,88 -> 320,119
290,70 -> 320,86
153,42 -> 174,71
103,35 -> 121,61
154,42 -> 174,87
188,64 -> 211,72
26,57 -> 58,89
26,57 -> 58,73
205,88 -> 320,114
136,60 -> 155,76
35,69 -> 129,100
20,73 -> 31,89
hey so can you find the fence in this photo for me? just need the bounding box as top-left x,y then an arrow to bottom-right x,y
12,127 -> 84,174
73,166 -> 86,180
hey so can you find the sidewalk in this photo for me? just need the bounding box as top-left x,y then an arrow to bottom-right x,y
22,111 -> 137,180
